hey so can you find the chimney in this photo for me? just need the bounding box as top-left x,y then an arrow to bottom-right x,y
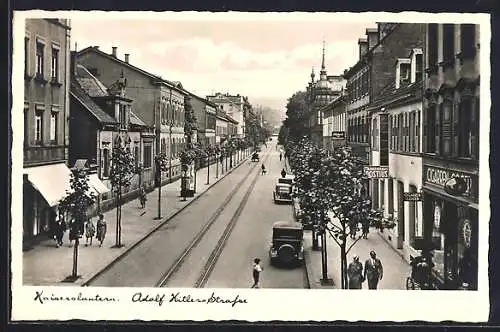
366,28 -> 379,51
124,53 -> 130,63
358,38 -> 368,60
112,46 -> 117,57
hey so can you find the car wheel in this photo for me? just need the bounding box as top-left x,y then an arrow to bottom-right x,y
277,244 -> 295,265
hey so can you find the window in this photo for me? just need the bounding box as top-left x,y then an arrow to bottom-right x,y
428,24 -> 438,73
36,42 -> 44,77
426,104 -> 437,153
102,149 -> 110,178
415,54 -> 424,81
134,146 -> 140,168
24,37 -> 29,76
143,143 -> 152,168
400,63 -> 410,86
441,101 -> 453,156
460,24 -> 476,59
51,47 -> 59,81
442,24 -> 455,66
409,111 -> 415,152
35,110 -> 43,144
119,104 -> 127,129
24,107 -> 29,146
458,98 -> 474,158
416,110 -> 421,153
50,111 -> 57,142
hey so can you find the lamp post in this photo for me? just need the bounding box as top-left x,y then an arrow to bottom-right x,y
154,155 -> 162,220
215,146 -> 219,179
206,145 -> 211,185
169,120 -> 173,182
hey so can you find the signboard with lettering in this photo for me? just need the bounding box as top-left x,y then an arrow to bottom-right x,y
403,192 -> 422,201
424,165 -> 473,197
363,166 -> 389,178
331,131 -> 345,139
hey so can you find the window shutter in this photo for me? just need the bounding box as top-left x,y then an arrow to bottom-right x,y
472,97 -> 479,159
435,104 -> 441,155
423,105 -> 427,152
452,101 -> 459,157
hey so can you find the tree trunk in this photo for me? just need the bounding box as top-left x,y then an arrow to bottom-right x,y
118,191 -> 122,246
206,156 -> 210,184
72,237 -> 79,277
340,241 -> 346,289
115,188 -> 119,246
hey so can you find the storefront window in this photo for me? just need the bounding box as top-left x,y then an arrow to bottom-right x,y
457,214 -> 478,290
432,201 -> 445,280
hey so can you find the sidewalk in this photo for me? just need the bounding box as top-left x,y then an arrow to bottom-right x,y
303,226 -> 411,289
23,148 -> 253,286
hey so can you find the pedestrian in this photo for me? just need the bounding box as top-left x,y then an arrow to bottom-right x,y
55,217 -> 66,247
279,153 -> 282,162
347,255 -> 364,289
349,220 -> 357,239
251,258 -> 263,288
138,186 -> 147,209
68,218 -> 80,247
85,218 -> 96,246
364,250 -> 384,290
261,164 -> 266,175
362,219 -> 370,239
96,214 -> 107,247
281,168 -> 286,178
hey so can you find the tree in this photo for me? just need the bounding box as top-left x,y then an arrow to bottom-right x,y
282,91 -> 310,142
184,95 -> 197,145
154,152 -> 169,219
109,143 -> 135,247
59,168 -> 95,280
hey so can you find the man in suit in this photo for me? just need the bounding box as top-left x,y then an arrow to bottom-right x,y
364,250 -> 383,289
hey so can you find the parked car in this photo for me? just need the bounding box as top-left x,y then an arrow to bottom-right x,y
269,221 -> 304,266
273,180 -> 293,204
251,152 -> 260,162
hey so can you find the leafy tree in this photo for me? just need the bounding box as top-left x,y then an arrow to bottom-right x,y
59,168 -> 95,279
282,91 -> 310,142
109,143 -> 135,247
184,95 -> 197,145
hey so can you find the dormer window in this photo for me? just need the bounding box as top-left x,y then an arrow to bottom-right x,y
395,58 -> 411,89
410,48 -> 424,83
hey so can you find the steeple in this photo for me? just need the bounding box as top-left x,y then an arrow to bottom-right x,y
320,40 -> 327,78
310,66 -> 315,82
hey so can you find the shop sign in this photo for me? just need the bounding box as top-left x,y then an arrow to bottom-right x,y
403,192 -> 422,201
331,131 -> 345,139
363,166 -> 389,178
424,165 -> 472,196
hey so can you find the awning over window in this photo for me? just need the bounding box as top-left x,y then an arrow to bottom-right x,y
89,174 -> 110,194
23,163 -> 72,207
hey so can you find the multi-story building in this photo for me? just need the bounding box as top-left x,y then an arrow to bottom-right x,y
188,92 -> 218,148
345,24 -> 425,165
321,94 -> 347,153
306,43 -> 344,148
69,61 -> 155,211
207,93 -> 245,138
365,48 -> 424,262
421,23 -> 480,290
215,108 -> 238,145
76,46 -> 188,183
344,23 -> 425,201
22,19 -> 71,245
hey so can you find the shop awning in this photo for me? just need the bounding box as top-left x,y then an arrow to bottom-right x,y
89,174 -> 110,194
23,163 -> 72,207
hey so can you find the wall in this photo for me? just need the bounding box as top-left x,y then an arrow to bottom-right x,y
68,97 -> 98,167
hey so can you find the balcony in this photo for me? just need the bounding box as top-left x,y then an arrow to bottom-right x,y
24,145 -> 66,166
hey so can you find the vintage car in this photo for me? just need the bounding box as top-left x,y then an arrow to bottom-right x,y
269,221 -> 304,266
273,179 -> 293,204
251,152 -> 260,162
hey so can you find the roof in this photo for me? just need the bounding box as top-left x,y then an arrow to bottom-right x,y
75,64 -> 108,97
130,112 -> 147,127
272,221 -> 303,230
77,46 -> 187,95
70,79 -> 117,124
366,79 -> 423,113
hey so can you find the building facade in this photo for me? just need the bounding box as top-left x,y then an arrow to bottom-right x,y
205,102 -> 217,147
207,93 -> 245,138
366,48 -> 425,262
23,19 -> 71,244
69,62 -> 155,211
422,23 -> 480,290
320,94 -> 347,152
76,46 -> 188,183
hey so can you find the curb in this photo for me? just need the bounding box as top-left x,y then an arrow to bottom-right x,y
303,250 -> 312,289
80,152 -> 253,286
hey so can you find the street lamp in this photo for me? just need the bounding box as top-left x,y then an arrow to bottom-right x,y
169,120 -> 174,182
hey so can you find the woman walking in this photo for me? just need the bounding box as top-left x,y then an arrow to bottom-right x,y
96,214 -> 107,247
85,218 -> 96,246
347,255 -> 364,289
138,186 -> 147,209
251,258 -> 263,288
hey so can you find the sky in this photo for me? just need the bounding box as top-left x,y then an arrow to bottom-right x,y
70,14 -> 377,112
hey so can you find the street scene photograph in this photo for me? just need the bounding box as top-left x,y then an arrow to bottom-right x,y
15,12 -> 486,298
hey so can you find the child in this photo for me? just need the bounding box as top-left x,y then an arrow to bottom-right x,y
251,258 -> 263,288
85,218 -> 96,246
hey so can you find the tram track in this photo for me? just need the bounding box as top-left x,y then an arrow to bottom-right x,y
157,151 -> 271,288
82,152 -> 260,287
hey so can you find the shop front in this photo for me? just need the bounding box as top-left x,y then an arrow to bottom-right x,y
422,164 -> 478,290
